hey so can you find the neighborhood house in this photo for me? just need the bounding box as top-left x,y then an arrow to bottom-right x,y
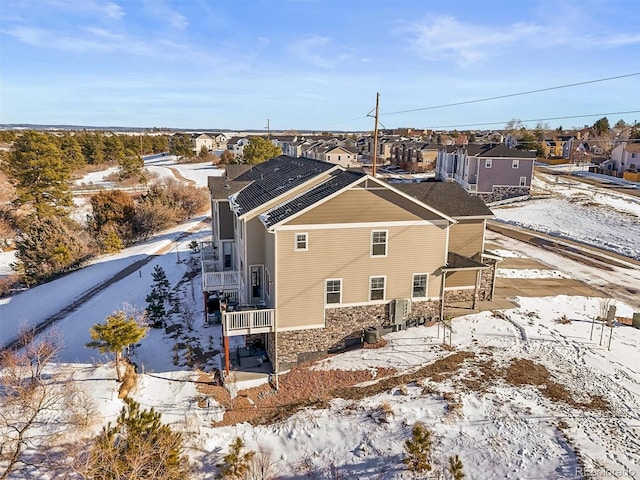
202,155 -> 498,373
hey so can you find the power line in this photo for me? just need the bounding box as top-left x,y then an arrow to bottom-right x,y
380,72 -> 640,116
423,110 -> 640,130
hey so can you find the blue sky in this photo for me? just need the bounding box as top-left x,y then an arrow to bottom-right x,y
1,0 -> 639,131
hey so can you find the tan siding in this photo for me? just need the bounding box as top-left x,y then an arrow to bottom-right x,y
448,219 -> 484,257
218,201 -> 235,240
445,270 -> 477,288
246,217 -> 266,267
275,224 -> 447,329
263,229 -> 275,307
286,188 -> 442,225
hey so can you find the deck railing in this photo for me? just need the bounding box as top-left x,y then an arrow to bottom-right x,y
203,271 -> 239,291
223,309 -> 275,336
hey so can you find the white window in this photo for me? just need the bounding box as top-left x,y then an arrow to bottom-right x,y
412,274 -> 428,298
519,176 -> 527,187
325,279 -> 342,305
371,230 -> 388,257
294,233 -> 308,251
369,276 -> 385,301
485,159 -> 492,168
512,159 -> 520,169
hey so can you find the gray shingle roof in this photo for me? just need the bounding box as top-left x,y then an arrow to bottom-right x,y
261,169 -> 365,227
229,155 -> 337,216
388,181 -> 493,218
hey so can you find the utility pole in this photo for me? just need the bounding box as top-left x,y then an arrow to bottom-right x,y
266,118 -> 270,140
372,92 -> 380,177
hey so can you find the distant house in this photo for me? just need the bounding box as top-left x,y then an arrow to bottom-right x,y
202,155 -> 497,374
207,132 -> 228,150
226,136 -> 250,158
391,141 -> 439,173
436,144 -> 537,202
605,142 -> 640,176
190,133 -> 213,153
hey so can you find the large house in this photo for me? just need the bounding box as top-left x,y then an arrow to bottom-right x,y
436,144 -> 537,202
203,155 -> 497,373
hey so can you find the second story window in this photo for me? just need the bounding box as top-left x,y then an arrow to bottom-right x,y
295,233 -> 308,251
512,159 -> 520,169
371,230 -> 388,257
485,159 -> 492,168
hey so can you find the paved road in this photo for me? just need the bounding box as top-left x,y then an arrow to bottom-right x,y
487,220 -> 640,270
2,217 -> 210,351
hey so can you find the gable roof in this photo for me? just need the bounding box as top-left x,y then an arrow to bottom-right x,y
387,181 -> 493,218
228,155 -> 337,216
476,144 -> 537,158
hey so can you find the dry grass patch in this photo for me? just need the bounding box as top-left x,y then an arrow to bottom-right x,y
504,358 -> 608,411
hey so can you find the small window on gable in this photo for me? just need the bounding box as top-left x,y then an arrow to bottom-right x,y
371,230 -> 387,257
512,159 -> 520,169
519,176 -> 527,186
295,233 -> 308,251
412,274 -> 428,298
370,276 -> 385,301
485,159 -> 492,168
325,279 -> 341,305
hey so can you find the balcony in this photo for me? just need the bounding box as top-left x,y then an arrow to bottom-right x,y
223,308 -> 275,336
203,271 -> 239,292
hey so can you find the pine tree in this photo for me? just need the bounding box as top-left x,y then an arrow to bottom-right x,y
146,266 -> 170,328
86,397 -> 190,479
241,137 -> 281,165
403,421 -> 432,473
218,437 -> 255,479
449,454 -> 465,480
5,130 -> 73,217
86,312 -> 147,381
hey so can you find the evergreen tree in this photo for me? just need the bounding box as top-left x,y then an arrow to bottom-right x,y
218,437 -> 255,479
78,131 -> 105,164
86,312 -> 147,381
87,397 -> 190,479
146,266 -> 170,328
403,421 -> 432,473
241,137 -> 281,165
13,215 -> 93,285
199,145 -> 209,159
4,130 -> 73,217
103,135 -> 126,165
58,133 -> 86,169
119,154 -> 144,180
449,454 -> 465,480
169,134 -> 194,158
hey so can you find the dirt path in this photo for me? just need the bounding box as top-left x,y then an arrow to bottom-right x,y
1,217 -> 210,351
167,166 -> 196,185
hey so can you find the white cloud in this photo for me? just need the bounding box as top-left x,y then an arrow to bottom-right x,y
400,15 -> 640,67
40,0 -> 125,20
143,0 -> 188,29
401,15 -> 541,66
289,35 -> 338,68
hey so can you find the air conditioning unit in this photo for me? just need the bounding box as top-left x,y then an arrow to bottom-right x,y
389,299 -> 411,330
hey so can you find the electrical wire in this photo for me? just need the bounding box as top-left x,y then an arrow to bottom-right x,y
421,110 -> 640,130
380,72 -> 640,116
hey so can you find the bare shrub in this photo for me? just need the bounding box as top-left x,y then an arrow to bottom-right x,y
0,327 -> 64,479
556,314 -> 571,324
246,446 -> 279,480
63,384 -> 100,432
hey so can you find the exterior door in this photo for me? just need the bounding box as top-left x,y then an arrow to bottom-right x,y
250,265 -> 263,303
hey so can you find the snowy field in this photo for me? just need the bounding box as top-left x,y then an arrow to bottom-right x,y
2,162 -> 640,478
492,172 -> 640,260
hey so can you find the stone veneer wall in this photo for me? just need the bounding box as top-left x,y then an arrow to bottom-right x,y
443,262 -> 498,305
275,300 -> 439,371
478,186 -> 529,203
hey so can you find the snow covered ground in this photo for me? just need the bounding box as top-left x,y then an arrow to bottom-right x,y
492,171 -> 640,260
2,163 -> 640,479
